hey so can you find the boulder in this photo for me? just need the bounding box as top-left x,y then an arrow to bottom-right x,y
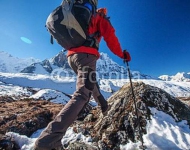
69,82 -> 190,149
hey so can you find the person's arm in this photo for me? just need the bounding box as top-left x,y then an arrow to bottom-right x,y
98,15 -> 123,58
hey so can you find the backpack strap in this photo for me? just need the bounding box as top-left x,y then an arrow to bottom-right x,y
50,35 -> 54,44
83,31 -> 100,50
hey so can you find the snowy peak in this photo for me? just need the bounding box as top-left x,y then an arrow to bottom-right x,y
21,51 -> 125,77
97,52 -> 156,79
0,51 -> 40,73
21,59 -> 53,74
21,51 -> 128,77
159,72 -> 190,82
97,52 -> 128,78
159,75 -> 172,81
49,50 -> 70,68
172,72 -> 190,82
21,50 -> 72,75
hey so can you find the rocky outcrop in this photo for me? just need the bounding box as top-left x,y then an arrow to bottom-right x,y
68,82 -> 190,149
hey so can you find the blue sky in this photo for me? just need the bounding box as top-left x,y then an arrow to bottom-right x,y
0,0 -> 189,77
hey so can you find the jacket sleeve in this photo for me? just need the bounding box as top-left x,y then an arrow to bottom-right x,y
98,15 -> 123,59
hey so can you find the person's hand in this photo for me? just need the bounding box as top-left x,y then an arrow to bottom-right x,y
123,50 -> 131,63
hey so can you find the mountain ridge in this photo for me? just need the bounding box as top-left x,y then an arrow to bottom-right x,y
0,50 -> 189,82
159,72 -> 190,82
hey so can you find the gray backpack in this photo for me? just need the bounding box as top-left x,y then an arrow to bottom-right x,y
46,0 -> 98,50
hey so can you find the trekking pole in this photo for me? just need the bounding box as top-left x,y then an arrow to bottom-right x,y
125,60 -> 146,149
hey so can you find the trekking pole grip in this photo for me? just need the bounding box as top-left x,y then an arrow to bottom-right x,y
123,49 -> 131,63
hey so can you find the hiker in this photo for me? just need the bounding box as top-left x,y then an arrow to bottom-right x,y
34,0 -> 131,150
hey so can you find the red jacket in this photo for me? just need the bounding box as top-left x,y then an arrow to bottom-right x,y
67,13 -> 123,59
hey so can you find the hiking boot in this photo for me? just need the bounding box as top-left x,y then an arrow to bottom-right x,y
77,103 -> 93,121
51,147 -> 64,150
34,146 -> 64,150
102,105 -> 111,116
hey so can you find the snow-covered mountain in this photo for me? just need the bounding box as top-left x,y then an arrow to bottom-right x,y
0,51 -> 40,73
18,50 -> 155,79
97,53 -> 156,79
1,50 -> 190,82
21,50 -> 72,75
20,51 -> 130,79
159,72 -> 190,82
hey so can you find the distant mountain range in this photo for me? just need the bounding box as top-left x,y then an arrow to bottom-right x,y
159,72 -> 190,82
0,51 -> 40,73
0,51 -> 189,81
20,50 -> 132,79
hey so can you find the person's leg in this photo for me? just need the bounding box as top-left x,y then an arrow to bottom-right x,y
34,53 -> 97,150
92,83 -> 108,113
69,54 -> 108,114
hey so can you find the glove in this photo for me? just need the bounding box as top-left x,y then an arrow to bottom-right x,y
123,50 -> 131,62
